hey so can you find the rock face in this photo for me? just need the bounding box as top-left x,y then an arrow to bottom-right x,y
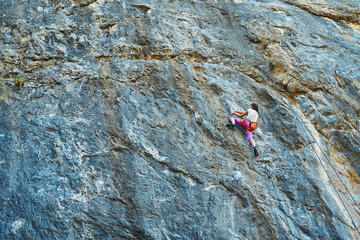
0,0 -> 360,239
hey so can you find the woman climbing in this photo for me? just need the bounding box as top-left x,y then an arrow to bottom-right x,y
227,103 -> 262,157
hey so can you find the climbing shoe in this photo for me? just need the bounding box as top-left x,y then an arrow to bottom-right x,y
226,123 -> 236,128
254,146 -> 259,157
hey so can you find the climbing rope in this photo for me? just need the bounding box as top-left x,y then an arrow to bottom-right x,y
234,124 -> 298,239
290,108 -> 360,236
297,114 -> 360,215
262,159 -> 299,239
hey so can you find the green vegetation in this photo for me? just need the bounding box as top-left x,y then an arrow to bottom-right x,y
15,76 -> 24,87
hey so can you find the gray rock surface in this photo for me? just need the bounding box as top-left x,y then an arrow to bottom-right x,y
0,0 -> 360,239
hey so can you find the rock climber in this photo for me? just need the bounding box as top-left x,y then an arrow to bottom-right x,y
227,103 -> 262,157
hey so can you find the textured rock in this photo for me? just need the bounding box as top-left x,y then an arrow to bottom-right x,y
0,0 -> 360,239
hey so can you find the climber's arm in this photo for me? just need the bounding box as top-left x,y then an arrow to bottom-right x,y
231,110 -> 248,118
231,110 -> 242,114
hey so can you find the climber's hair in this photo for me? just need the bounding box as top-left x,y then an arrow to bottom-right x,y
251,102 -> 261,121
251,103 -> 259,112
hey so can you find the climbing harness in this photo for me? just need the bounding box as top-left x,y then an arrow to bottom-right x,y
241,118 -> 258,131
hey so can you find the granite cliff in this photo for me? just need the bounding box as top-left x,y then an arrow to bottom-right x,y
0,0 -> 360,239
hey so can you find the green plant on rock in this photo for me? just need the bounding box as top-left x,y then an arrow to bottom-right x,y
15,76 -> 24,87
